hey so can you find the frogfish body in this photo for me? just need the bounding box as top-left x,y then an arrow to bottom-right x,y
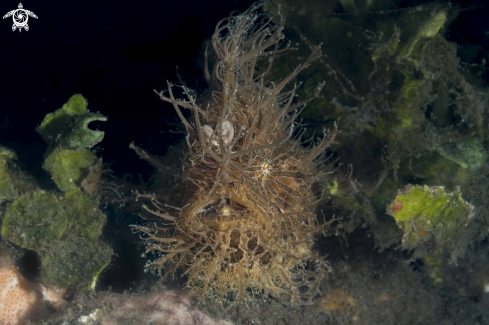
133,4 -> 336,305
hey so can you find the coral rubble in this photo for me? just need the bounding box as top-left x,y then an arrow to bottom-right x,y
41,290 -> 233,325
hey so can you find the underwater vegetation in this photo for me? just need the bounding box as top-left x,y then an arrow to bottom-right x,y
261,0 -> 489,252
386,184 -> 475,262
0,94 -> 112,290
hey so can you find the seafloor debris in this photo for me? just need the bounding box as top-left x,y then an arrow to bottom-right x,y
39,290 -> 233,325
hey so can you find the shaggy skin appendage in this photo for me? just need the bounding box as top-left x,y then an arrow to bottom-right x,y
133,3 -> 337,305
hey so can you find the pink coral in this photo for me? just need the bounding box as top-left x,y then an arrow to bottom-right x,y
0,264 -> 49,325
0,250 -> 66,325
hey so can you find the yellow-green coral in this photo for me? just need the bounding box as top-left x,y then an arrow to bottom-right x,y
0,94 -> 112,290
56,112 -> 107,150
36,94 -> 88,143
387,185 -> 474,249
44,149 -> 98,192
1,191 -> 69,251
1,190 -> 106,251
0,146 -> 37,202
37,95 -> 107,192
422,248 -> 445,287
64,190 -> 107,240
327,181 -> 339,195
1,189 -> 111,288
437,138 -> 486,170
41,237 -> 112,288
397,10 -> 447,66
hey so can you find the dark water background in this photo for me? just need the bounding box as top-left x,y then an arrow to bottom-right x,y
0,0 -> 487,183
0,0 -> 257,183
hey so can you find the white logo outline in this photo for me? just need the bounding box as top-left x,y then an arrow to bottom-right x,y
3,3 -> 38,32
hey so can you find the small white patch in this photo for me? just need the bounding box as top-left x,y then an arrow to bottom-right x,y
78,309 -> 101,324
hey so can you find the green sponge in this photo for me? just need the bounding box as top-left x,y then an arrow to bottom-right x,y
41,237 -> 113,288
36,94 -> 88,144
0,146 -> 37,202
37,94 -> 107,192
387,185 -> 474,248
44,149 -> 98,192
1,190 -> 106,251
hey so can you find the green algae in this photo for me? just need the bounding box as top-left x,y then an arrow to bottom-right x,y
44,149 -> 98,192
1,188 -> 111,289
0,94 -> 112,289
339,0 -> 373,14
41,237 -> 113,288
422,249 -> 445,288
36,94 -> 88,144
367,11 -> 448,142
1,190 -> 106,251
387,185 -> 474,248
0,146 -> 37,202
397,11 -> 447,66
259,2 -> 488,267
56,112 -> 107,151
1,191 -> 68,251
64,190 -> 106,240
37,95 -> 107,192
371,27 -> 400,62
436,138 -> 486,170
327,181 -> 339,195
